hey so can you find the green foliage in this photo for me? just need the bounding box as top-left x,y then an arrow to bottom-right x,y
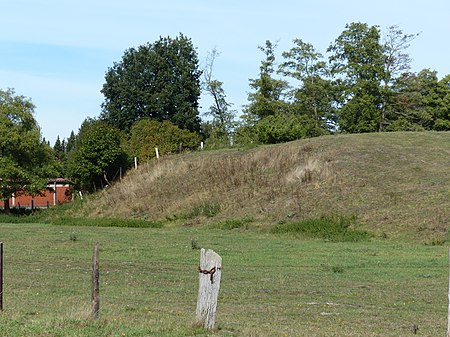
0,88 -> 58,208
201,121 -> 231,149
101,34 -> 202,133
0,213 -> 42,224
271,216 -> 371,242
69,232 -> 78,241
245,40 -> 290,120
51,217 -> 163,228
390,70 -> 450,130
213,216 -> 254,230
256,112 -> 322,144
66,119 -> 129,192
338,92 -> 381,133
328,22 -> 385,133
65,131 -> 76,153
328,22 -> 385,84
279,39 -> 336,131
179,202 -> 221,220
128,119 -> 201,160
203,48 -> 237,143
232,118 -> 260,148
190,238 -> 200,250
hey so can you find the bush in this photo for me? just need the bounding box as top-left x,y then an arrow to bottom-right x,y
51,217 -> 163,228
128,119 -> 201,160
173,202 -> 221,220
0,209 -> 49,223
256,113 -> 320,144
271,216 -> 371,242
213,217 -> 254,230
66,119 -> 129,192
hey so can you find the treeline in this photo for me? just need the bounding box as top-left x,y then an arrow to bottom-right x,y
242,23 -> 450,143
2,22 -> 450,198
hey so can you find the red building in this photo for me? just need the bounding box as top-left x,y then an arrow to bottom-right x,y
1,178 -> 72,209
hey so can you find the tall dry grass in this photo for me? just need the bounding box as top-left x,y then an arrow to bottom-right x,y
86,139 -> 334,222
82,132 -> 450,241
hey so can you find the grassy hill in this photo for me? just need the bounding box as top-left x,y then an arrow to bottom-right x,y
74,131 -> 449,243
1,131 -> 449,336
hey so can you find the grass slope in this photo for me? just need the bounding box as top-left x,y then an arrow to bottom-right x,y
77,131 -> 450,243
0,223 -> 448,336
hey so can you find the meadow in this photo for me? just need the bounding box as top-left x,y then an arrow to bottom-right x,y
0,222 -> 448,336
1,132 -> 449,336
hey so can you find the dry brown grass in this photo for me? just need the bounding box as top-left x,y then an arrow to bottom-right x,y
81,131 -> 450,241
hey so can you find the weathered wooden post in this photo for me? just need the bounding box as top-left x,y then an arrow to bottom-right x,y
447,248 -> 450,337
195,248 -> 222,330
0,241 -> 3,311
91,242 -> 100,319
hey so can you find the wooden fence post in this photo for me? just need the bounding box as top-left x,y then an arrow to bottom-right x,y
195,248 -> 222,330
0,241 -> 3,311
447,248 -> 450,337
91,242 -> 100,319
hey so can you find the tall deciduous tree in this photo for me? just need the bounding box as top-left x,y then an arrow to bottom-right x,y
279,38 -> 335,132
392,69 -> 450,130
381,25 -> 420,130
101,34 -> 202,133
245,40 -> 289,120
0,89 -> 57,211
328,22 -> 386,133
203,48 -> 236,144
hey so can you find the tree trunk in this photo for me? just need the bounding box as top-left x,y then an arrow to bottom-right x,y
3,199 -> 10,214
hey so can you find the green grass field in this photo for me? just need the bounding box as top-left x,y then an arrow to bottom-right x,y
0,222 -> 448,336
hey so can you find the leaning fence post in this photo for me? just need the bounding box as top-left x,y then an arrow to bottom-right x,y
195,248 -> 222,330
0,241 -> 3,311
91,242 -> 100,319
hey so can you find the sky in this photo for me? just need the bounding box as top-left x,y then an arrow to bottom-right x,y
1,0 -> 449,144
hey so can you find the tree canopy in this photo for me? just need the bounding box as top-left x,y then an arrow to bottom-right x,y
128,119 -> 201,161
245,40 -> 290,120
100,34 -> 202,133
4,23 -> 450,201
0,89 -> 57,210
66,119 -> 128,192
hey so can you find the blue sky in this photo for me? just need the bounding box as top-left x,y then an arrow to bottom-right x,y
1,0 -> 449,144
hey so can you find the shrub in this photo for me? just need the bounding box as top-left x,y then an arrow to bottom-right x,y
271,216 -> 371,242
256,113 -> 320,144
128,119 -> 201,160
213,217 -> 254,230
51,217 -> 163,228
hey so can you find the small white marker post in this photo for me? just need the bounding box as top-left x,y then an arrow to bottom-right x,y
155,147 -> 160,159
195,248 -> 222,330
